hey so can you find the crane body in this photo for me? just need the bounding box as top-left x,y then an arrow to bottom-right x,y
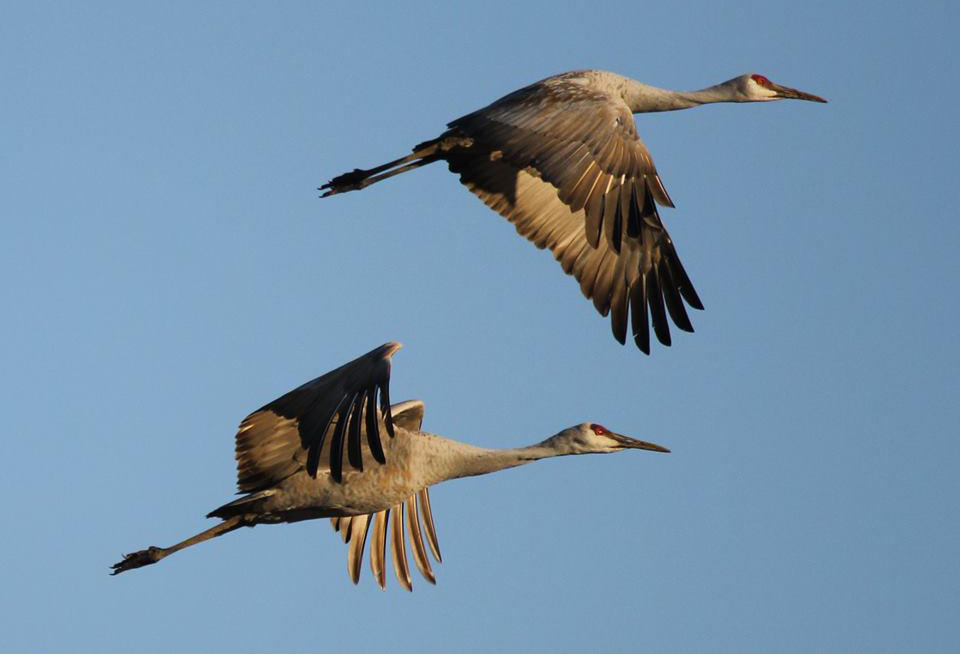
208,425 -> 543,523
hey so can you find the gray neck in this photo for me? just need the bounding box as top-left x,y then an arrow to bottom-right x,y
418,434 -> 564,486
622,79 -> 740,113
450,443 -> 558,479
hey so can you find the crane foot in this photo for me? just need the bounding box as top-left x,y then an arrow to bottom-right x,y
110,546 -> 166,575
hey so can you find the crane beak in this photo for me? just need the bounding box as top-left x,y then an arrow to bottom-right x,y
609,432 -> 671,453
771,82 -> 827,103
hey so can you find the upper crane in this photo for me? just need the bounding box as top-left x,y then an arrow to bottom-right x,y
321,70 -> 826,353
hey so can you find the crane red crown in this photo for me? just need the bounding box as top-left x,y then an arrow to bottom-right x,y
589,424 -> 608,435
751,74 -> 773,87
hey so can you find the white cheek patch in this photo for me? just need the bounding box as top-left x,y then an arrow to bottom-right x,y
750,79 -> 779,100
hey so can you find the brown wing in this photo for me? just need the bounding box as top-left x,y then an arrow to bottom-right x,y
447,152 -> 700,353
233,342 -> 401,490
446,79 -> 702,352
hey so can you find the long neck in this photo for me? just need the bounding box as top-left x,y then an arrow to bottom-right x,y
621,79 -> 739,113
416,433 -> 564,487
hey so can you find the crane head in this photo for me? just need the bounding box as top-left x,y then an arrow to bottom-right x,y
736,74 -> 827,103
549,423 -> 670,455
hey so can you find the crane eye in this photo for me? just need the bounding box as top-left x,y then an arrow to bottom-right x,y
589,423 -> 607,435
751,74 -> 772,87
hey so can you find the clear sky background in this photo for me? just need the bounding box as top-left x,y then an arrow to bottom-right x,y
2,2 -> 957,652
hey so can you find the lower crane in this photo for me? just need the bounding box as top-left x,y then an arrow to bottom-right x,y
111,343 -> 669,590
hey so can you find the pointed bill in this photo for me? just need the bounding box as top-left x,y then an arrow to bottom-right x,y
770,82 -> 827,103
608,431 -> 671,453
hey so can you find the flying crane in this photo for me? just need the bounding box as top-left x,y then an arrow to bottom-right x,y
111,343 -> 669,589
322,71 -> 826,353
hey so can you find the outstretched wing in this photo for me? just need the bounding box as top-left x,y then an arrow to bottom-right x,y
233,342 -> 401,490
446,76 -> 703,352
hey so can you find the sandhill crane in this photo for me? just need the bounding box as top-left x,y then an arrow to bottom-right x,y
111,342 -> 669,589
321,71 -> 826,353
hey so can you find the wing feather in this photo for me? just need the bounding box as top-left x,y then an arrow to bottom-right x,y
370,509 -> 388,590
347,514 -> 370,584
390,503 -> 412,591
418,488 -> 442,562
449,150 -> 700,353
406,495 -> 436,584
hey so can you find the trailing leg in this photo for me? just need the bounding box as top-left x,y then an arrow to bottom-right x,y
110,514 -> 250,575
319,134 -> 473,197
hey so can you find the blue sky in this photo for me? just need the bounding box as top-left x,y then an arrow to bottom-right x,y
2,2 -> 958,652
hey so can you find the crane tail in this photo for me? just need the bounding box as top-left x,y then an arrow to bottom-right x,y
206,488 -> 274,520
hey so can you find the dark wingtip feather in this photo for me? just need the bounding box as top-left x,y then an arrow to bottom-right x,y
306,440 -> 321,479
684,287 -> 705,311
330,400 -> 352,483
600,184 -> 624,255
658,260 -> 694,333
611,207 -> 622,253
610,291 -> 628,345
666,255 -> 704,311
647,270 -> 672,346
366,388 -> 386,464
347,395 -> 364,471
611,320 -> 627,345
379,383 -> 395,438
630,281 -> 651,355
306,395 -> 347,478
